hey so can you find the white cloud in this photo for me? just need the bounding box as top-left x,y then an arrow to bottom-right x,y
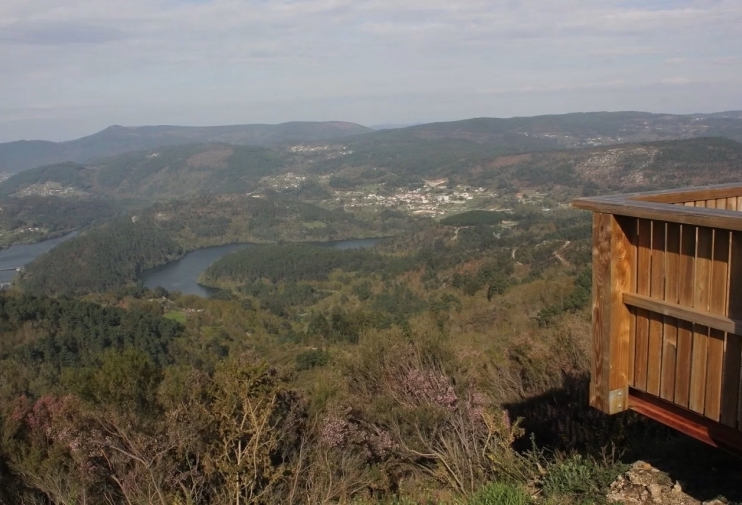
0,0 -> 741,140
659,77 -> 691,85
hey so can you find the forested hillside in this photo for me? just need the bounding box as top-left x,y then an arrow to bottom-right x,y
310,137 -> 742,191
0,121 -> 371,173
17,194 -> 415,295
3,137 -> 742,210
0,196 -> 119,248
0,144 -> 291,202
398,111 -> 742,145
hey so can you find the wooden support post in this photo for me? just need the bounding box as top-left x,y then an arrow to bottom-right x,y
591,213 -> 635,414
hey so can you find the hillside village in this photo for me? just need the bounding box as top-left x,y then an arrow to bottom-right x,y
257,171 -> 558,218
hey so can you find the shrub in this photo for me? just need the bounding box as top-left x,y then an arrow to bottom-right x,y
541,454 -> 626,501
296,349 -> 329,370
466,482 -> 531,505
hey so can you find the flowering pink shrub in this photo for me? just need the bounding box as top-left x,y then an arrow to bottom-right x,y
398,367 -> 459,410
319,415 -> 348,448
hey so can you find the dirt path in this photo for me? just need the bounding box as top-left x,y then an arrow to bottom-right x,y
553,240 -> 570,267
511,247 -> 522,265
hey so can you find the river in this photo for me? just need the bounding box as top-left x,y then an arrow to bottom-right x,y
0,232 -> 79,285
139,237 -> 382,297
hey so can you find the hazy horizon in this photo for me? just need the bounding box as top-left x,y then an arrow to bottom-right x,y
2,0 -> 741,142
4,108 -> 742,144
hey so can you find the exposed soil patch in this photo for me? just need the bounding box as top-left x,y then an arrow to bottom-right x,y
186,147 -> 233,168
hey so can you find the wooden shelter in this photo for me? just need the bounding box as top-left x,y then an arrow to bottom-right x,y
573,184 -> 742,453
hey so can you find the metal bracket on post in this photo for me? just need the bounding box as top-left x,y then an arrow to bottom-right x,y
608,387 -> 629,414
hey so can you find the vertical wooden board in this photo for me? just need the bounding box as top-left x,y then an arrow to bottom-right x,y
717,197 -> 727,209
647,312 -> 663,395
661,223 -> 681,401
590,213 -> 611,412
737,196 -> 742,211
634,218 -> 652,392
706,199 -> 717,209
685,202 -> 695,207
629,306 -> 637,387
705,230 -> 730,421
610,216 -> 635,393
635,310 -> 650,392
661,319 -> 679,400
629,218 -> 639,387
694,227 -> 712,312
690,325 -> 710,413
647,221 -> 666,395
706,329 -> 726,420
665,223 -> 681,304
726,197 -> 737,211
690,227 -> 712,414
675,224 -> 696,407
676,321 -> 694,407
721,231 -> 742,428
696,201 -> 708,208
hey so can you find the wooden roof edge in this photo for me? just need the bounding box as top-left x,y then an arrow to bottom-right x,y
573,183 -> 742,206
572,196 -> 742,231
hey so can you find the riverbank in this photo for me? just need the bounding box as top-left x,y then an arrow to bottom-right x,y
0,228 -> 78,252
142,238 -> 384,297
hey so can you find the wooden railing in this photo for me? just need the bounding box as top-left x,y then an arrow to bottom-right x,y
573,184 -> 742,453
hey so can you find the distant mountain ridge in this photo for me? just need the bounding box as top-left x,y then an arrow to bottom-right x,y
390,111 -> 742,147
0,121 -> 371,173
3,110 -> 742,176
0,144 -> 291,202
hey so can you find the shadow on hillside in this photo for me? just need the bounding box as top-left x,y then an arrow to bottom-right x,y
505,376 -> 742,504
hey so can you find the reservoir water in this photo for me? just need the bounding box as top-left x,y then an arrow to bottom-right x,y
0,232 -> 78,284
140,237 -> 382,297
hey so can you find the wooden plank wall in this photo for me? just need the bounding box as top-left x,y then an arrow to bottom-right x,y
623,203 -> 742,431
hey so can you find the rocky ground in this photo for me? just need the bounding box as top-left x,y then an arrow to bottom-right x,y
607,459 -> 740,505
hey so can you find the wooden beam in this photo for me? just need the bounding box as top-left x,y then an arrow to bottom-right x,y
636,186 -> 742,204
574,183 -> 742,205
591,213 -> 634,414
572,198 -> 742,232
623,292 -> 742,336
629,389 -> 742,455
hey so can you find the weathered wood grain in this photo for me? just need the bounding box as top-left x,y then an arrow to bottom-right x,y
635,219 -> 652,392
721,232 -> 742,429
648,221 -> 666,395
705,230 -> 730,421
661,223 -> 680,401
675,224 -> 696,408
589,214 -> 634,414
690,227 -> 712,414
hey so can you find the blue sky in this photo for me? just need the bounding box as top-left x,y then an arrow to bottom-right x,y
0,0 -> 740,141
